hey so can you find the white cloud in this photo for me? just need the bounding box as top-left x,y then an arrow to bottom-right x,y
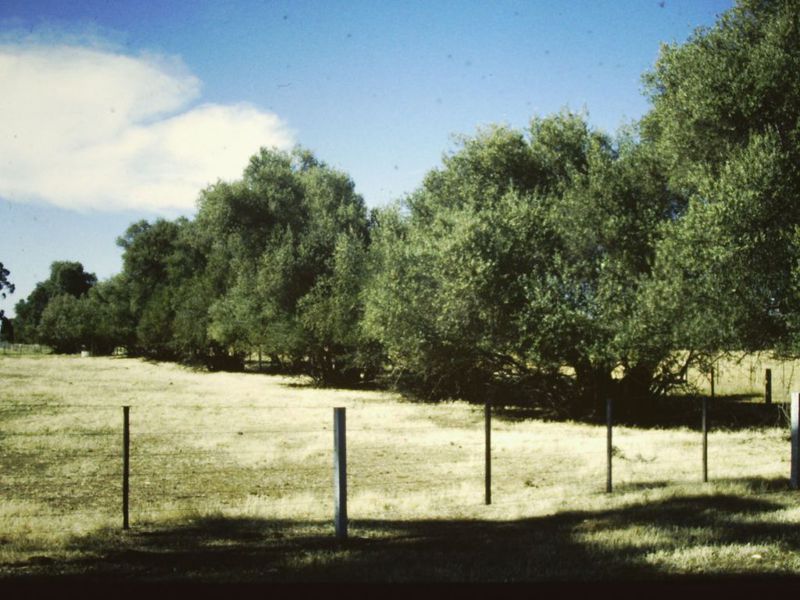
0,41 -> 295,213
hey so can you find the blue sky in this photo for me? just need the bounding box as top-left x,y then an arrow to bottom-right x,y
0,0 -> 733,317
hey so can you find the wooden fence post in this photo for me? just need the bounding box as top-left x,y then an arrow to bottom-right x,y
485,401 -> 491,505
333,407 -> 347,539
122,406 -> 130,530
606,397 -> 613,494
765,368 -> 772,405
791,392 -> 799,490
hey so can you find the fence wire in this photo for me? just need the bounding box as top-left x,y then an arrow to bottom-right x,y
1,400 -> 794,530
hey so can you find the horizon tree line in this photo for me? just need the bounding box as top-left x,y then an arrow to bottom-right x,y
4,0 -> 799,416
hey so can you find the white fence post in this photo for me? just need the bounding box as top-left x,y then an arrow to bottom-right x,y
333,407 -> 347,539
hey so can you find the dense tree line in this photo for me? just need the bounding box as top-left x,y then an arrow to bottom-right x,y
8,0 -> 800,414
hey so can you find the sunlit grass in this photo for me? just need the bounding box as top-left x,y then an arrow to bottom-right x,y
1,353 -> 798,581
688,352 -> 800,402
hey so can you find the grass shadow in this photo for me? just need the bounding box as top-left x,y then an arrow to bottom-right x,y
3,491 -> 800,583
200,364 -> 789,433
613,481 -> 672,492
615,395 -> 790,431
496,396 -> 791,431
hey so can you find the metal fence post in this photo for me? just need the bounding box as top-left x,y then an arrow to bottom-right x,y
702,395 -> 708,483
791,392 -> 799,490
765,368 -> 772,405
485,400 -> 491,505
122,406 -> 130,530
606,397 -> 613,494
333,407 -> 347,539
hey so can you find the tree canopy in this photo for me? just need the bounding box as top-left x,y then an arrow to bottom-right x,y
641,0 -> 800,360
0,262 -> 13,299
13,0 -> 800,416
14,261 -> 97,344
364,114 -> 675,410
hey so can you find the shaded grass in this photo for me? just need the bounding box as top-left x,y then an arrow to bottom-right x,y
3,489 -> 800,582
495,397 -> 792,430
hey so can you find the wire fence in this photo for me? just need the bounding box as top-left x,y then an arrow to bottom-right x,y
0,343 -> 49,354
1,395 -> 795,537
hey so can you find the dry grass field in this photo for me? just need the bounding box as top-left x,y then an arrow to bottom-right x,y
688,352 -> 800,402
1,352 -> 799,582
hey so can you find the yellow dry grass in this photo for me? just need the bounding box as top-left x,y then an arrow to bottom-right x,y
687,352 -> 800,401
0,353 -> 796,580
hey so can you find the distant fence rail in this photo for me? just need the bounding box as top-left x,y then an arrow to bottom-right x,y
0,342 -> 49,354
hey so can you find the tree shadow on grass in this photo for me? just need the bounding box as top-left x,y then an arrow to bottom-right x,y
614,395 -> 791,431
4,486 -> 800,584
496,396 -> 791,431
267,372 -> 790,433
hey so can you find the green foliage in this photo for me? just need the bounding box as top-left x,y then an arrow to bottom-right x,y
0,261 -> 13,304
13,261 -> 97,345
114,217 -> 220,362
365,114 -> 674,407
203,147 -> 371,382
103,146 -> 373,380
87,276 -> 136,352
643,0 -> 800,194
117,219 -> 185,359
21,0 -> 800,412
38,294 -> 98,354
298,232 -> 381,383
641,0 -> 800,361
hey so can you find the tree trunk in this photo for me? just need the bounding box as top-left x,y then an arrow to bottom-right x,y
574,362 -> 613,417
618,362 -> 657,419
620,363 -> 655,399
